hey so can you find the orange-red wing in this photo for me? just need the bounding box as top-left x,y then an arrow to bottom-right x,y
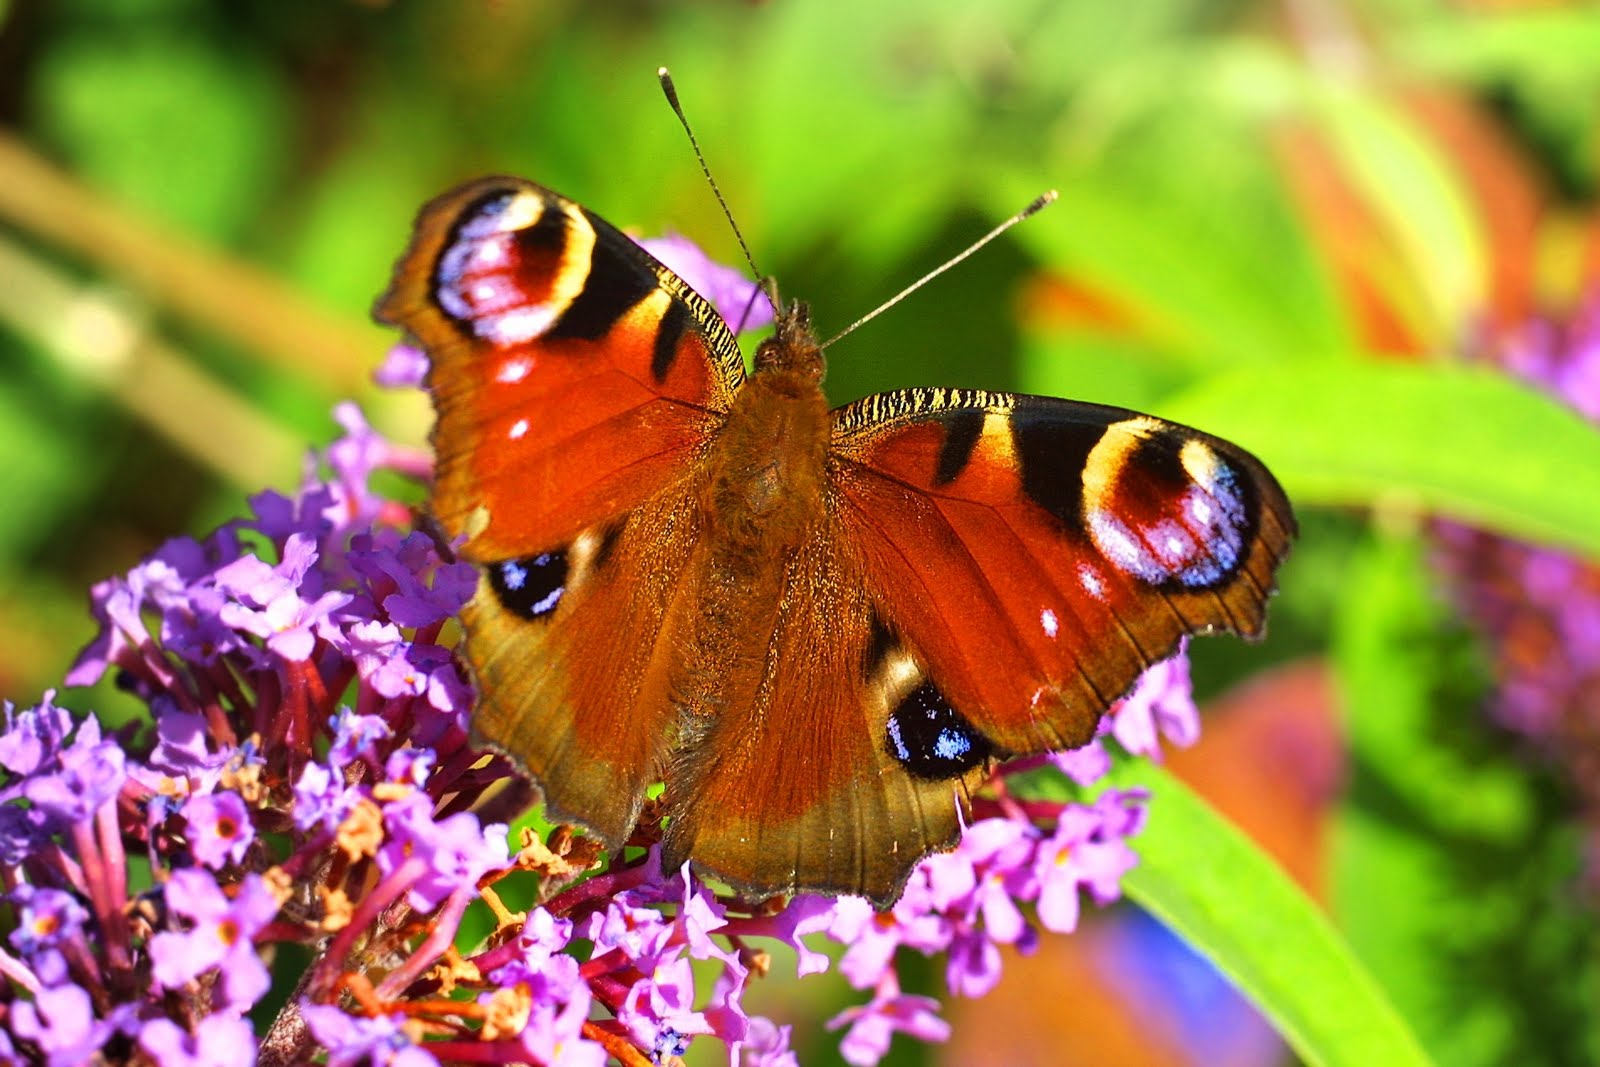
661,523 -> 992,905
375,177 -> 747,846
376,176 -> 745,560
829,388 -> 1295,756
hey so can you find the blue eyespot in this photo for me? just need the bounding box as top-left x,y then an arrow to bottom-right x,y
488,550 -> 567,620
885,680 -> 992,779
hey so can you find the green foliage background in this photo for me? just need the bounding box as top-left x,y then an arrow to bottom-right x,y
2,1 -> 1599,1064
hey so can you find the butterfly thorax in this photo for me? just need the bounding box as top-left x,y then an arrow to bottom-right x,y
703,302 -> 830,550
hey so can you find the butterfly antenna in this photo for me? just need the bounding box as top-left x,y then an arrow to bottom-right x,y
819,190 -> 1059,351
658,68 -> 775,309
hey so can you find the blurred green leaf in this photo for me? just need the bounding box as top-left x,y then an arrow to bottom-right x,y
31,30 -> 289,241
1400,9 -> 1600,86
1076,761 -> 1434,1067
1330,528 -> 1600,1066
1159,360 -> 1600,557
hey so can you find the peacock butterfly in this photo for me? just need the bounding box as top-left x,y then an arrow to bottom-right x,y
376,176 -> 1295,904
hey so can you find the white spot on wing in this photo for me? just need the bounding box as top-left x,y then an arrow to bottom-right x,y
497,358 -> 532,383
1040,608 -> 1059,638
508,418 -> 529,440
1078,564 -> 1106,600
485,306 -> 557,346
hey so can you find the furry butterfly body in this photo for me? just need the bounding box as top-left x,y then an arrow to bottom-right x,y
377,177 -> 1295,904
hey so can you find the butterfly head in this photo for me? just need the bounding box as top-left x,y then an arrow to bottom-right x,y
753,301 -> 825,382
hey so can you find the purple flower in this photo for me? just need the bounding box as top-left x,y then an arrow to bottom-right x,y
637,235 -> 774,334
1110,643 -> 1199,757
138,1013 -> 257,1067
374,344 -> 429,388
827,975 -> 950,1067
375,793 -> 509,911
144,704 -> 230,781
620,952 -> 715,1050
291,760 -> 355,834
831,875 -> 952,991
329,710 -> 392,765
215,535 -> 351,662
150,869 -> 279,1009
384,747 -> 435,788
753,894 -> 837,978
9,886 -> 89,954
302,1003 -> 440,1067
21,715 -> 126,825
485,907 -> 582,1005
1034,792 -> 1143,934
0,807 -> 51,868
10,982 -> 127,1067
0,694 -> 72,777
348,531 -> 476,630
182,792 -> 255,869
247,486 -> 334,549
736,1016 -> 799,1067
515,992 -> 607,1067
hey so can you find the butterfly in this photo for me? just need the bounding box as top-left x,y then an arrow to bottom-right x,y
376,176 -> 1295,904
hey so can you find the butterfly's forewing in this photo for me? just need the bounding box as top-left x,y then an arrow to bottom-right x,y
375,177 -> 745,845
830,389 -> 1295,758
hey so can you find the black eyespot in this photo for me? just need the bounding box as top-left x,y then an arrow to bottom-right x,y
885,680 -> 993,779
487,551 -> 567,620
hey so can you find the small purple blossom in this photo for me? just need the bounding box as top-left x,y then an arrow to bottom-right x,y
374,344 -> 429,388
1034,791 -> 1143,933
828,975 -> 951,1067
20,715 -> 126,826
8,887 -> 88,954
0,694 -> 72,777
1050,642 -> 1198,785
10,982 -> 127,1067
150,870 -> 279,1009
375,793 -> 509,911
514,993 -> 607,1067
182,791 -> 255,869
302,1004 -> 440,1067
138,1013 -> 258,1067
329,709 -> 392,765
291,760 -> 355,834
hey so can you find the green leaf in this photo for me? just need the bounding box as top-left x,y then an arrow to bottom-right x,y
1329,527 -> 1600,1065
1159,360 -> 1600,557
1092,761 -> 1435,1067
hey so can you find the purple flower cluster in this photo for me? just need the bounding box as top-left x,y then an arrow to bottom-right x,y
1435,294 -> 1600,878
0,237 -> 1190,1065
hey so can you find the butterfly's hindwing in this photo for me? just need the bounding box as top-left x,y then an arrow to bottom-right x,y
661,529 -> 993,903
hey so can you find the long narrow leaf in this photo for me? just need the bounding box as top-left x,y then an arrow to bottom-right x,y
1160,361 -> 1600,557
1095,761 -> 1435,1067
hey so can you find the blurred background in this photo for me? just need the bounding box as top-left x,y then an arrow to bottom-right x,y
2,0 -> 1598,1064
